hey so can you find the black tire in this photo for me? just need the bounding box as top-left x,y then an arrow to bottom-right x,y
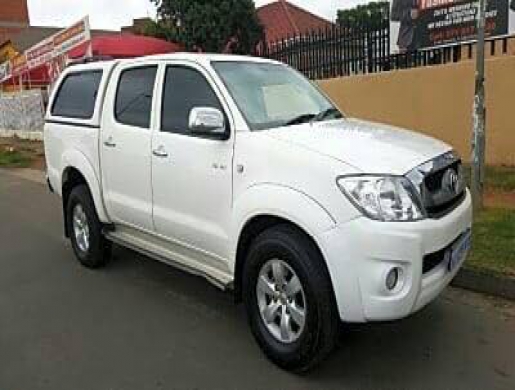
66,184 -> 112,268
242,224 -> 339,372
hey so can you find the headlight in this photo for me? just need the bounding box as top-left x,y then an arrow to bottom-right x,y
337,175 -> 425,221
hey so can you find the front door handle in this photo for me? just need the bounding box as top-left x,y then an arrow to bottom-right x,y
103,137 -> 116,148
152,145 -> 169,158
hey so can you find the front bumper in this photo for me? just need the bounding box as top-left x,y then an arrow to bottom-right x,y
318,190 -> 473,323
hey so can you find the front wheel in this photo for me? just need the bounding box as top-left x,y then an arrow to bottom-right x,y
66,185 -> 112,268
242,225 -> 339,372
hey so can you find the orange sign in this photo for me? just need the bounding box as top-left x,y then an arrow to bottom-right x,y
11,54 -> 27,76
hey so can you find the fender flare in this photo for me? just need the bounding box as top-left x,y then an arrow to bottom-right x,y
61,149 -> 111,223
230,183 -> 336,272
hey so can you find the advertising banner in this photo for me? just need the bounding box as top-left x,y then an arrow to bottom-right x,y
390,0 -> 515,52
1,16 -> 91,83
25,37 -> 54,69
25,17 -> 91,69
52,18 -> 91,57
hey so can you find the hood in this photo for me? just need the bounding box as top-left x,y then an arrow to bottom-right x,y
264,118 -> 452,175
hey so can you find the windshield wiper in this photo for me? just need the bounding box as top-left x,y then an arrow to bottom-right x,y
284,108 -> 342,127
285,113 -> 317,126
313,107 -> 343,122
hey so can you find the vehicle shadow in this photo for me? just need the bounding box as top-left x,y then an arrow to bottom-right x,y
101,245 -> 494,390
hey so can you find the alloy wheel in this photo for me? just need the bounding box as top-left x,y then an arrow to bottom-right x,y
256,259 -> 307,343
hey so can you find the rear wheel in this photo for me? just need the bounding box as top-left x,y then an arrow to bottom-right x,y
66,185 -> 111,268
242,224 -> 339,372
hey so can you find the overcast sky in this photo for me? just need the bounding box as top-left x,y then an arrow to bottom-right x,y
26,0 -> 368,30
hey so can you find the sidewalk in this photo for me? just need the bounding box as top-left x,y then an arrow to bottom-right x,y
0,167 -> 46,184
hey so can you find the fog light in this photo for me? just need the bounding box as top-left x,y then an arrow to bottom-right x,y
385,268 -> 400,291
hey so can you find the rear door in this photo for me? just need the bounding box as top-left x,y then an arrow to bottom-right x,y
100,62 -> 158,231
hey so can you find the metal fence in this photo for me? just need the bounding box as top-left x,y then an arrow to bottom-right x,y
257,24 -> 513,80
256,23 -> 389,80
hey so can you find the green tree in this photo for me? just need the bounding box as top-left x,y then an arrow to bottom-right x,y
337,1 -> 389,29
142,19 -> 177,41
149,0 -> 264,54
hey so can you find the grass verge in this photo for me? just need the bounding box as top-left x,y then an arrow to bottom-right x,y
464,165 -> 515,192
467,208 -> 515,278
0,148 -> 32,168
0,138 -> 44,169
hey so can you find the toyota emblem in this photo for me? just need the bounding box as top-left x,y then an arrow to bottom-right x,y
443,169 -> 460,195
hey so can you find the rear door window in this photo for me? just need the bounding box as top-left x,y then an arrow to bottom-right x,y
51,71 -> 103,119
115,66 -> 158,129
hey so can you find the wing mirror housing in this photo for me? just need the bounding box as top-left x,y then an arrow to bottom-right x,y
188,107 -> 227,138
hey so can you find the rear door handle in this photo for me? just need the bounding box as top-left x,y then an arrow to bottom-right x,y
103,137 -> 116,148
152,145 -> 168,158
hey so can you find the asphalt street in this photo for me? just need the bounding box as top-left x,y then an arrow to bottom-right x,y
0,169 -> 514,390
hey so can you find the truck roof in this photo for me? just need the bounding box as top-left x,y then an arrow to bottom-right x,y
143,52 -> 281,66
66,53 -> 281,73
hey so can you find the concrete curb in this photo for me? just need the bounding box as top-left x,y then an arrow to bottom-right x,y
452,268 -> 515,300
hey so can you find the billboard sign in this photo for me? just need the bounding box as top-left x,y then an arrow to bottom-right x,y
390,0 -> 515,52
25,17 -> 91,69
52,18 -> 91,57
1,16 -> 91,83
25,37 -> 54,69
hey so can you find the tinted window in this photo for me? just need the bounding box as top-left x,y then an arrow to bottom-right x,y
51,71 -> 102,119
161,66 -> 223,134
115,66 -> 157,128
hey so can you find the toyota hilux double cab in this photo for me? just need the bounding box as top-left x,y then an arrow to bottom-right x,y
44,53 -> 472,371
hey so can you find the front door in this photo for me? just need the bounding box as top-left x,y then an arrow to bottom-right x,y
151,63 -> 234,263
101,63 -> 158,232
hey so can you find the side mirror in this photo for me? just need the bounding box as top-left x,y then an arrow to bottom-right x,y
188,107 -> 226,136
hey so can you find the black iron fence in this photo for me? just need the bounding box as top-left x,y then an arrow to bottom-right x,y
257,24 -> 513,80
256,23 -> 389,80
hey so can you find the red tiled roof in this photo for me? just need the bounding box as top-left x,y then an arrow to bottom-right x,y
257,0 -> 333,43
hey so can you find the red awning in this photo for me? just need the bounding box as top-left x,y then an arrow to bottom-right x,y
68,34 -> 182,59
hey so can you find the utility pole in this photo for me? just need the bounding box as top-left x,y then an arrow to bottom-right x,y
471,0 -> 487,211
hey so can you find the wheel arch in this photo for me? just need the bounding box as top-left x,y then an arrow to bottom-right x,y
231,184 -> 337,302
61,151 -> 110,237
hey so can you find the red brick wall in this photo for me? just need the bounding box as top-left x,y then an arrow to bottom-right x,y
0,0 -> 29,44
0,0 -> 30,24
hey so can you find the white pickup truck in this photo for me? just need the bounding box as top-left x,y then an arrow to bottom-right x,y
44,53 -> 472,371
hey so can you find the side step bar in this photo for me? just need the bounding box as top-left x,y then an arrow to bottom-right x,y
104,229 -> 234,292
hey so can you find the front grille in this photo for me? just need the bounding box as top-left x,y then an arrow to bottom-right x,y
424,161 -> 460,192
407,151 -> 466,219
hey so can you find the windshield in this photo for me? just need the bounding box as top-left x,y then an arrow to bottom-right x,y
212,61 -> 343,131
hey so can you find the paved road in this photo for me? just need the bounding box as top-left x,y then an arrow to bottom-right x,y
0,169 -> 514,390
